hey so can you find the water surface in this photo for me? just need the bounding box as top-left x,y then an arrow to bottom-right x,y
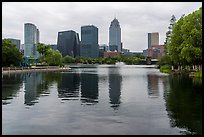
2,65 -> 202,135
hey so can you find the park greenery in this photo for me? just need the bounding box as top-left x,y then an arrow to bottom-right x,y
2,39 -> 23,67
37,43 -> 63,66
62,54 -> 145,65
158,7 -> 202,77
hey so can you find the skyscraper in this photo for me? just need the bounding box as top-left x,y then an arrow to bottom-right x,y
148,32 -> 159,48
24,23 -> 40,58
57,30 -> 80,57
109,18 -> 121,52
80,25 -> 99,58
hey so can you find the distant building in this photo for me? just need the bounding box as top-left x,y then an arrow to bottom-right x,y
24,23 -> 40,58
20,44 -> 24,55
148,45 -> 165,59
109,18 -> 121,52
57,30 -> 80,57
148,32 -> 159,49
99,44 -> 109,57
132,52 -> 143,56
143,32 -> 164,61
143,49 -> 148,57
80,25 -> 99,58
6,38 -> 21,50
104,51 -> 121,58
50,44 -> 57,51
122,48 -> 130,54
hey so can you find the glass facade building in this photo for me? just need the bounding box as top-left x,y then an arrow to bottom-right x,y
109,18 -> 121,52
57,30 -> 80,57
24,23 -> 40,58
80,25 -> 99,58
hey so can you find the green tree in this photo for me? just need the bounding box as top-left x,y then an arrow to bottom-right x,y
180,7 -> 202,67
168,16 -> 185,68
44,49 -> 63,66
2,39 -> 23,67
164,15 -> 177,46
37,43 -> 51,63
166,7 -> 202,71
63,55 -> 76,64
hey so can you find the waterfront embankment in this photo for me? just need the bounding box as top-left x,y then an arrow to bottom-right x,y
2,66 -> 71,75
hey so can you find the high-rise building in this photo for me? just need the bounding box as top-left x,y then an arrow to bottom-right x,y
148,32 -> 159,48
24,23 -> 40,58
6,38 -> 21,50
109,18 -> 121,52
57,30 -> 80,57
80,25 -> 99,58
50,44 -> 57,51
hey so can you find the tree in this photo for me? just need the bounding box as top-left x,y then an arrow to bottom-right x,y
63,55 -> 76,64
167,7 -> 202,71
180,7 -> 202,67
37,43 -> 51,63
2,39 -> 23,67
168,16 -> 185,68
44,49 -> 63,66
164,15 -> 177,46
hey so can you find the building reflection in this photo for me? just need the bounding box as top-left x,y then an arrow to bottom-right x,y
2,74 -> 23,105
57,73 -> 80,100
24,72 -> 42,106
108,67 -> 122,110
147,74 -> 159,98
80,73 -> 99,105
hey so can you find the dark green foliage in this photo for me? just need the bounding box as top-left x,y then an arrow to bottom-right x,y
2,39 -> 23,67
160,7 -> 202,70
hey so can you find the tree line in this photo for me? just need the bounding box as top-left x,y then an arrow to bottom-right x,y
2,39 -> 146,67
158,7 -> 202,72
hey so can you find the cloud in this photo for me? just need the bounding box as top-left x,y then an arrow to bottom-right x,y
2,2 -> 202,52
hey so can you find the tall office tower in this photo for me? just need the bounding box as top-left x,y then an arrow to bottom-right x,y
24,23 -> 40,58
6,38 -> 21,50
109,18 -> 121,52
57,30 -> 80,57
148,32 -> 159,48
80,25 -> 99,58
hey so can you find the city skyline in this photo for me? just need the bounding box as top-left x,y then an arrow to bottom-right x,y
2,2 -> 202,52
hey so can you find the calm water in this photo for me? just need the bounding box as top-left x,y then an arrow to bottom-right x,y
2,65 -> 202,135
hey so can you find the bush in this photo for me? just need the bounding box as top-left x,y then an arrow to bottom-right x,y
194,71 -> 202,78
160,65 -> 173,73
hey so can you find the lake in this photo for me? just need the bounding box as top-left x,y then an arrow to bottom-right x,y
2,65 -> 202,135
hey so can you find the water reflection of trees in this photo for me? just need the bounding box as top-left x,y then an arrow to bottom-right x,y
147,74 -> 159,98
2,74 -> 23,105
108,67 -> 122,110
163,75 -> 202,135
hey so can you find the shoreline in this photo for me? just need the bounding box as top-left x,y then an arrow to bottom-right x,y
2,66 -> 71,75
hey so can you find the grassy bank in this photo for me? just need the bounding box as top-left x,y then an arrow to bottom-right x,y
194,71 -> 202,78
159,65 -> 173,73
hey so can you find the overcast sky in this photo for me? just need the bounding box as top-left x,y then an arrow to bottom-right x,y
2,2 -> 202,52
